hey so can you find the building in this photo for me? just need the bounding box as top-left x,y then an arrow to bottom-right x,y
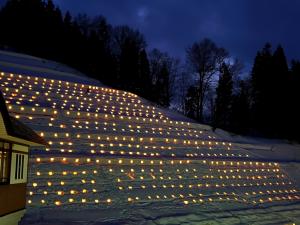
0,90 -> 47,225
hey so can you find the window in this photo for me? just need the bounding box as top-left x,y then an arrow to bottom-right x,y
15,153 -> 25,180
0,141 -> 11,184
10,151 -> 28,184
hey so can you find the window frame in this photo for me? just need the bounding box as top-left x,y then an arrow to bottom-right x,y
0,141 -> 12,185
14,153 -> 26,181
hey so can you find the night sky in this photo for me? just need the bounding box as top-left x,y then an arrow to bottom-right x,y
2,0 -> 300,72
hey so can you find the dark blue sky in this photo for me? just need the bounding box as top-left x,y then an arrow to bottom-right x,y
2,0 -> 300,72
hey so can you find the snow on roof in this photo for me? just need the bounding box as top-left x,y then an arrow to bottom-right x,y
0,90 -> 47,146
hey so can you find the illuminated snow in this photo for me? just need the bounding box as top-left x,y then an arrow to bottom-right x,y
0,50 -> 299,224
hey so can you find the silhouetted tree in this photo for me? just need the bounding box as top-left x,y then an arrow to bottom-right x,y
112,25 -> 146,92
0,0 -> 168,104
230,80 -> 250,134
250,43 -> 273,135
251,43 -> 290,137
1,0 -> 299,142
288,60 -> 300,140
271,45 -> 289,137
149,49 -> 177,107
214,63 -> 233,130
174,70 -> 190,113
84,16 -> 113,81
184,86 -> 199,119
186,38 -> 228,122
137,49 -> 152,98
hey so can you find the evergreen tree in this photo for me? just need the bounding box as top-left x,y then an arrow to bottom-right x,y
138,49 -> 152,98
289,61 -> 300,140
119,38 -> 140,90
230,80 -> 250,134
251,43 -> 273,135
112,26 -> 146,92
251,43 -> 290,137
90,16 -> 113,82
45,0 -> 64,60
214,63 -> 233,130
271,45 -> 289,137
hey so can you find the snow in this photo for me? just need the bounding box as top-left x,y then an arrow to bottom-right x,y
215,128 -> 300,161
0,49 -> 103,85
215,128 -> 300,188
0,50 -> 299,225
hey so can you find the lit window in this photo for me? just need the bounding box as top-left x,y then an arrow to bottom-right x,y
0,142 -> 11,183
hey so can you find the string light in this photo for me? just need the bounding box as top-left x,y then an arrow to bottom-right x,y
1,71 -> 298,208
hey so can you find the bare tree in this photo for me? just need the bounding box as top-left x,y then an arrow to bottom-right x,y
112,25 -> 146,56
149,48 -> 179,106
186,38 -> 228,122
174,69 -> 191,113
227,58 -> 244,94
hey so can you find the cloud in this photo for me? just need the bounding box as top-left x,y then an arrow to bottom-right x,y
137,6 -> 149,23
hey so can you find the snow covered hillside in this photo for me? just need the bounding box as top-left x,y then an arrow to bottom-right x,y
0,50 -> 102,85
0,50 -> 299,225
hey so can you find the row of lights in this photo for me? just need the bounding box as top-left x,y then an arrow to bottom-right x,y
2,79 -> 169,119
1,72 -> 137,98
3,71 -> 297,209
8,105 -> 196,129
34,157 -> 192,165
30,109 -> 186,130
26,193 -> 300,207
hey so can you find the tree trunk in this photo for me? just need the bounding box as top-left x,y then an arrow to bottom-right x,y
197,73 -> 204,122
199,93 -> 204,122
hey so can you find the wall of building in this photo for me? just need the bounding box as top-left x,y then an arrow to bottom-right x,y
0,114 -> 7,137
0,183 -> 26,216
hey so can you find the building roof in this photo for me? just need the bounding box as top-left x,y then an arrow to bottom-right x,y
0,90 -> 47,146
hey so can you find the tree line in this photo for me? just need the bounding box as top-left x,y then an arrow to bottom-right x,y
182,39 -> 299,141
0,0 -> 174,107
0,0 -> 299,141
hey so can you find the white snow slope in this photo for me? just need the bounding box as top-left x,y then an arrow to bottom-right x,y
0,50 -> 299,225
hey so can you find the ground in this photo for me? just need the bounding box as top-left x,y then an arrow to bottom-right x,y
0,50 -> 299,225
